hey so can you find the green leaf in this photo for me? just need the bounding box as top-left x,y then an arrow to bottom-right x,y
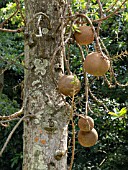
72,24 -> 81,33
108,112 -> 118,117
108,107 -> 127,119
118,107 -> 127,117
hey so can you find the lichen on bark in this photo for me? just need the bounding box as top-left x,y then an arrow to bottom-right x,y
23,0 -> 68,170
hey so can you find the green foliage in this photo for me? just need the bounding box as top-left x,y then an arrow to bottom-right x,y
0,31 -> 24,101
68,1 -> 128,169
0,94 -> 19,114
0,94 -> 23,170
0,31 -> 24,73
72,105 -> 128,170
0,2 -> 24,169
0,0 -> 128,169
0,1 -> 25,28
108,107 -> 127,119
72,24 -> 81,33
10,152 -> 23,169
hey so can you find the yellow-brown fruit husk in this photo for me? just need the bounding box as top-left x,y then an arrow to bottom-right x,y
58,75 -> 81,96
84,52 -> 110,76
74,25 -> 94,45
78,128 -> 98,147
78,115 -> 94,132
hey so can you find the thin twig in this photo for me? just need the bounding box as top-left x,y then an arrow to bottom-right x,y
76,43 -> 85,61
99,38 -> 109,56
111,66 -> 128,87
97,0 -> 103,17
111,51 -> 128,60
0,52 -> 24,75
100,38 -> 128,87
103,75 -> 115,88
0,118 -> 20,124
99,38 -> 114,84
0,107 -> 23,120
69,90 -> 75,170
0,9 -> 18,28
96,0 -> 103,37
61,3 -> 72,75
89,88 -> 109,112
85,72 -> 89,116
50,3 -> 72,84
0,114 -> 34,157
105,0 -> 119,13
84,0 -> 90,12
99,156 -> 107,167
64,17 -> 79,45
93,0 -> 127,23
14,0 -> 26,25
68,0 -> 126,24
76,43 -> 89,116
0,27 -> 24,33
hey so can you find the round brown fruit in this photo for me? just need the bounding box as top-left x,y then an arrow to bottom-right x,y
78,128 -> 98,147
84,52 -> 110,76
58,75 -> 81,96
78,115 -> 94,132
74,25 -> 94,45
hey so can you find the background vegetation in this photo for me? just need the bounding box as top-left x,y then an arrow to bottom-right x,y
0,0 -> 128,169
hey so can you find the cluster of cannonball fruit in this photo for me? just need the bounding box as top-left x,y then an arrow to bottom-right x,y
74,25 -> 110,76
58,75 -> 98,147
57,25 -> 110,147
58,25 -> 110,96
78,115 -> 98,147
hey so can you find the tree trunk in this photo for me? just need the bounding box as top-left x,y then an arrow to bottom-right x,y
23,0 -> 69,170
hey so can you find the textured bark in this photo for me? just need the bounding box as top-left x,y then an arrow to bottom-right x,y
23,0 -> 69,170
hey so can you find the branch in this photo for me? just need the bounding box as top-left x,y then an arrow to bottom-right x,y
99,38 -> 128,87
97,0 -> 103,17
71,0 -> 126,24
61,3 -> 72,75
14,0 -> 26,25
111,51 -> 128,60
0,0 -> 26,28
84,0 -> 91,12
0,27 -> 24,33
0,114 -> 34,157
85,72 -> 89,116
0,107 -> 23,120
105,0 -> 119,13
103,75 -> 115,88
76,43 -> 85,61
0,9 -> 18,28
93,0 -> 127,23
68,90 -> 75,170
96,0 -> 103,36
0,118 -> 20,124
89,88 -> 109,112
111,66 -> 128,87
